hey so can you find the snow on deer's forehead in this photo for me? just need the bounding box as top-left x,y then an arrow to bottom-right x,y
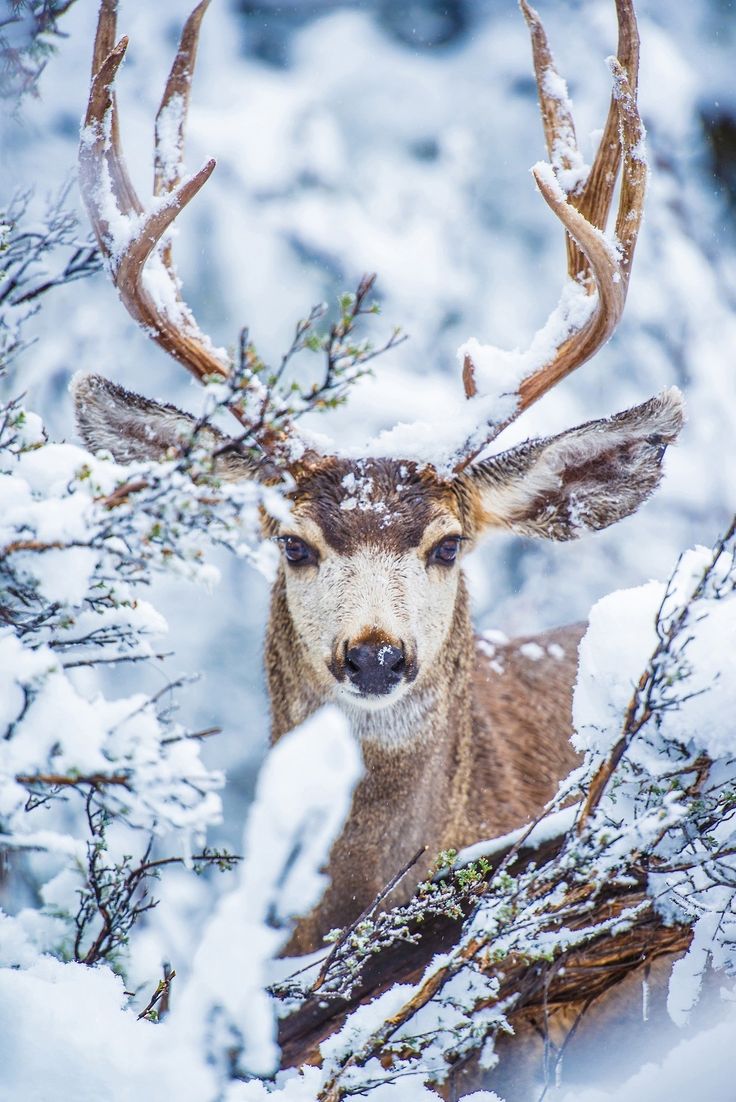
291,458 -> 461,553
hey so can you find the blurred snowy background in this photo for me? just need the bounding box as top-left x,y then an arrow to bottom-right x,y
2,0 -> 735,867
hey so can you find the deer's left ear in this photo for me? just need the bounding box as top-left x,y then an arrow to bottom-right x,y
463,388 -> 685,541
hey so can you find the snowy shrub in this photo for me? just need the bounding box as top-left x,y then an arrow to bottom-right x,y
0,389 -> 273,970
0,184 -> 281,968
0,705 -> 362,1102
0,184 -> 100,368
0,1 -> 81,104
9,467 -> 723,1101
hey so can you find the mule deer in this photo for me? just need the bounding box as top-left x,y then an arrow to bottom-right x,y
73,0 -> 682,955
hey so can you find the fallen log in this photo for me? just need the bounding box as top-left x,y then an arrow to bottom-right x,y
277,822 -> 691,1080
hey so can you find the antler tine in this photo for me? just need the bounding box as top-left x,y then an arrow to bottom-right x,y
80,2 -> 308,468
518,162 -> 625,410
577,0 -> 639,235
87,0 -> 142,220
154,0 -> 210,273
155,0 -> 210,198
610,57 -> 646,285
519,0 -> 585,282
520,0 -> 639,283
80,3 -> 227,384
453,0 -> 645,474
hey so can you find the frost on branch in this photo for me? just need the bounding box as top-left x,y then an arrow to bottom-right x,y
0,185 -> 101,368
0,1 -> 80,104
0,384 -> 276,973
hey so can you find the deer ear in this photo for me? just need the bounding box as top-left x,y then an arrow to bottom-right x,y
71,373 -> 260,482
465,388 -> 685,541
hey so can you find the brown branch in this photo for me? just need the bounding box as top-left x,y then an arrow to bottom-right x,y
1,539 -> 65,556
160,725 -> 221,746
15,772 -> 131,789
137,965 -> 177,1021
310,846 -> 426,996
98,479 -> 149,508
277,830 -> 690,1078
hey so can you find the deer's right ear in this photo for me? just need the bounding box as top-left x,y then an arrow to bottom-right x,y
463,388 -> 684,542
71,373 -> 259,482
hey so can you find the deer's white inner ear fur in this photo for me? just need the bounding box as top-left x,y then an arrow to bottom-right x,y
70,372 -> 257,482
466,388 -> 685,541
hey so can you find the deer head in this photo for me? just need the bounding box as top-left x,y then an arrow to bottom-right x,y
73,0 -> 683,716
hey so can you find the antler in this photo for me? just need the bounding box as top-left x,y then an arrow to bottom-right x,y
79,0 -> 306,470
453,0 -> 645,473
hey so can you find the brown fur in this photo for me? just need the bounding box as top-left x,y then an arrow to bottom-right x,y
267,515 -> 583,953
284,456 -> 462,553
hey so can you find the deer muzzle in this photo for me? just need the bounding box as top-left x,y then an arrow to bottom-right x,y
344,642 -> 407,696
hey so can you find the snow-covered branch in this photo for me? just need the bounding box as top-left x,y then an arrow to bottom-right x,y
0,378 -> 280,975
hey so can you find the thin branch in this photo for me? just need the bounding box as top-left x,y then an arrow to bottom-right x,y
310,846 -> 426,996
137,965 -> 176,1021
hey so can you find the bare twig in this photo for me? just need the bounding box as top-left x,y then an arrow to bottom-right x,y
310,846 -> 426,995
137,965 -> 177,1021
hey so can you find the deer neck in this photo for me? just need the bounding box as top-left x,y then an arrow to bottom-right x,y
268,569 -> 478,951
265,567 -> 477,856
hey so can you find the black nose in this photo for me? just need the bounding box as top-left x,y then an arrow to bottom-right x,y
345,643 -> 406,695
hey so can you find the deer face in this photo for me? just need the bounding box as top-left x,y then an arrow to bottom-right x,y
73,376 -> 683,712
274,459 -> 469,709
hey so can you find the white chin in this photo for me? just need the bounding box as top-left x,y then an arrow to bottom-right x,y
334,682 -> 407,711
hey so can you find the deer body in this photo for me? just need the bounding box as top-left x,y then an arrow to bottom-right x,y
270,581 -> 584,953
74,0 -> 685,966
261,454 -> 587,952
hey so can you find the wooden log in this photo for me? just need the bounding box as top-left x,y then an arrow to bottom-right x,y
277,829 -> 691,1080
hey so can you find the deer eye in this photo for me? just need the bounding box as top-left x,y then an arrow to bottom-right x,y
279,536 -> 318,566
429,537 -> 462,566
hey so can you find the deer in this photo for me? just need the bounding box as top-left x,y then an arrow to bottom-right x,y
73,0 -> 683,960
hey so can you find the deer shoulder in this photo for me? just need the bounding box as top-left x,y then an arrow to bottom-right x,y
469,623 -> 586,840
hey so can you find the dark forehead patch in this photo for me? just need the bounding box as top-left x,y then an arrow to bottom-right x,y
291,458 -> 462,553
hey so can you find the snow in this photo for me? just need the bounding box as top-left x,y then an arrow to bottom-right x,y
573,548 -> 736,761
238,705 -> 362,926
452,804 -> 579,871
572,580 -> 662,754
155,91 -> 186,191
666,911 -> 721,1028
171,706 -> 361,1079
558,1002 -> 736,1102
0,958 -> 215,1102
320,983 -> 415,1066
540,67 -> 590,193
3,0 -> 736,1096
310,270 -> 602,467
